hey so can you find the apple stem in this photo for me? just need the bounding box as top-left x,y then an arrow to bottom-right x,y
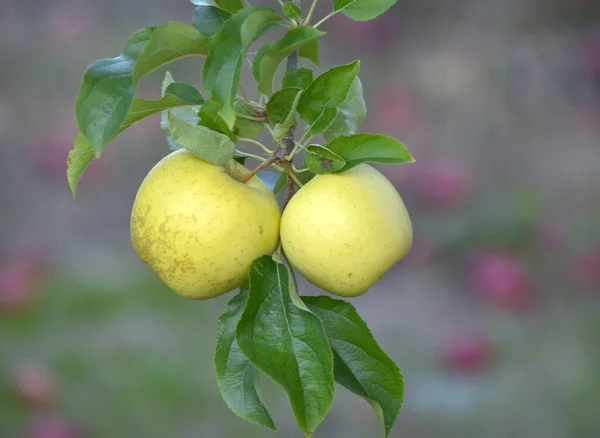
241,155 -> 279,183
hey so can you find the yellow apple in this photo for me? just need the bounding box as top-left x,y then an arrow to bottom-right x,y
281,164 -> 412,297
130,150 -> 281,300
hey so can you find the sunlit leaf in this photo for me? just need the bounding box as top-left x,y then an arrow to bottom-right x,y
69,91 -> 204,196
203,7 -> 282,128
234,100 -> 264,138
323,76 -> 366,141
299,38 -> 320,65
192,5 -> 231,38
282,67 -> 314,89
305,144 -> 347,174
282,2 -> 302,19
237,256 -> 335,436
198,99 -> 238,141
189,0 -> 245,13
333,0 -> 397,21
266,87 -> 303,140
133,22 -> 209,83
303,296 -> 404,437
297,60 -> 360,135
168,113 -> 235,165
253,26 -> 325,96
75,23 -> 208,156
326,133 -> 414,172
67,135 -> 96,197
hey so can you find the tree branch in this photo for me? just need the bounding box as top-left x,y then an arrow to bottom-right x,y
243,1 -> 301,203
279,0 -> 301,205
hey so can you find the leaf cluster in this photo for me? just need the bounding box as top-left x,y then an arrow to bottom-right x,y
69,1 -> 411,436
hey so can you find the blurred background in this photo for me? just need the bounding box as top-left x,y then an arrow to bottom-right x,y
1,0 -> 600,437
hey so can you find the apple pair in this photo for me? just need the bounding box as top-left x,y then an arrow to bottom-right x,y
130,150 -> 413,299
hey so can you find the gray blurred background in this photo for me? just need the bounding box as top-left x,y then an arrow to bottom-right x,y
1,0 -> 600,437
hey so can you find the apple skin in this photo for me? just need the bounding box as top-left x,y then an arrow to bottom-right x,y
130,150 -> 281,300
280,164 -> 413,297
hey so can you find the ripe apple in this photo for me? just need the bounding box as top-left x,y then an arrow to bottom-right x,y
468,251 -> 534,310
280,164 -> 413,297
11,363 -> 58,407
439,331 -> 491,373
130,150 -> 281,300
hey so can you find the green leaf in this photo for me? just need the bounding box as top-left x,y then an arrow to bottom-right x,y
75,51 -> 141,155
215,289 -> 276,430
237,256 -> 335,436
190,0 -> 246,13
198,100 -> 238,141
273,172 -> 287,195
282,67 -> 314,89
253,27 -> 325,96
267,87 -> 302,125
282,2 -> 302,19
297,60 -> 360,136
303,296 -> 404,437
323,76 -> 366,141
299,39 -> 320,65
133,22 -> 209,83
273,170 -> 315,195
122,26 -> 157,59
215,0 -> 246,13
266,87 -> 303,139
326,133 -> 414,172
165,82 -> 205,105
234,101 -> 264,138
189,0 -> 245,12
124,95 -> 203,130
305,145 -> 347,174
160,72 -> 202,151
69,92 -> 204,196
203,7 -> 282,128
233,154 -> 247,165
67,135 -> 96,197
192,5 -> 231,38
75,23 -> 208,156
333,0 -> 397,21
167,114 -> 235,165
